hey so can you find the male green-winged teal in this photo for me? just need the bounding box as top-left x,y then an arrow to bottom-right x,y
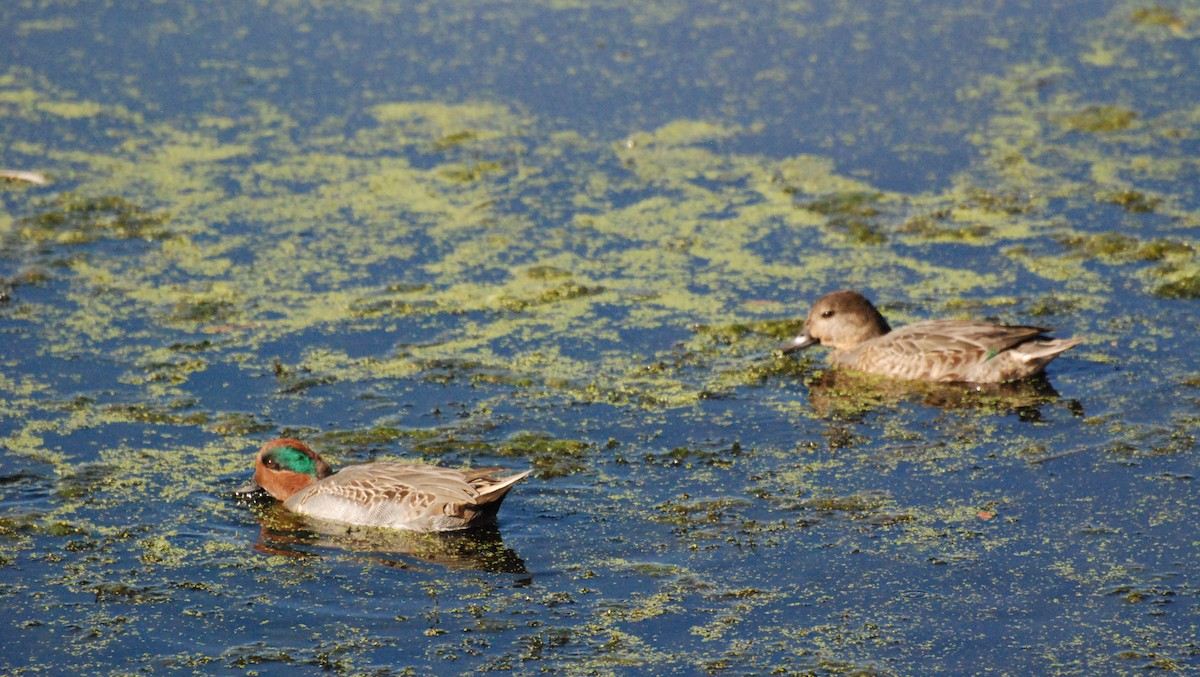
241,438 -> 530,532
781,290 -> 1083,383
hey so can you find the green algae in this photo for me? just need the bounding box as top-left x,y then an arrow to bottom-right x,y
898,211 -> 993,241
1099,188 -> 1161,212
1153,273 -> 1200,299
102,402 -> 210,427
495,432 -> 592,478
496,279 -> 607,313
1056,105 -> 1139,133
13,194 -> 171,245
1130,4 -> 1188,30
204,413 -> 278,436
1056,231 -> 1194,263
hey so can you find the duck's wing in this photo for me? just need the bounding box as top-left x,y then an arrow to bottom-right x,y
306,462 -> 477,501
895,320 -> 1050,355
849,320 -> 1052,381
286,463 -> 527,531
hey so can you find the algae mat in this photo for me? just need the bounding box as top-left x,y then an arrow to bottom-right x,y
2,1 -> 1199,674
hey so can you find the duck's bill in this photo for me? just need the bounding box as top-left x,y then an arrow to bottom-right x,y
778,333 -> 818,355
233,478 -> 265,496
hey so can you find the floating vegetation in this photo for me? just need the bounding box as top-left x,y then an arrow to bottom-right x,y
168,297 -> 238,325
56,463 -> 119,500
496,432 -> 592,478
652,495 -> 754,531
14,194 -> 170,245
899,211 -> 993,241
1055,232 -> 1193,263
640,441 -> 744,469
348,296 -> 442,318
959,187 -> 1035,215
1130,5 -> 1187,31
102,401 -> 210,426
204,412 -> 275,436
440,160 -> 507,183
788,489 -> 892,514
1055,105 -> 1138,133
799,191 -> 887,244
313,426 -> 407,450
497,280 -> 606,312
1098,189 -> 1160,213
1154,273 -> 1200,299
1024,294 -> 1081,317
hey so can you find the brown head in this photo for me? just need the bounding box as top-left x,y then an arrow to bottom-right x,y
251,438 -> 335,502
781,290 -> 893,354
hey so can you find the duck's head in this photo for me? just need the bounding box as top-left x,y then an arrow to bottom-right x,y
781,290 -> 892,354
243,438 -> 334,502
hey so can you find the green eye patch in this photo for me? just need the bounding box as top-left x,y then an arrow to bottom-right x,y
265,445 -> 319,476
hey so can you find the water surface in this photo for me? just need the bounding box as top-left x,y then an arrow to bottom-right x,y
2,1 -> 1199,673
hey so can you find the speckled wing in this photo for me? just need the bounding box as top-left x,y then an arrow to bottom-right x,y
284,462 -> 487,530
843,320 -> 1050,382
900,320 -> 1050,354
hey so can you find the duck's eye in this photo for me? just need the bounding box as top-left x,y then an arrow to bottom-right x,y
264,458 -> 278,469
820,310 -> 835,318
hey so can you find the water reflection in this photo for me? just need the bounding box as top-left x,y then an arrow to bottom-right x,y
804,369 -> 1080,421
235,491 -> 529,576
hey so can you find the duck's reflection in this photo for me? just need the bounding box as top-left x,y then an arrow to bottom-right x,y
804,369 -> 1079,421
237,493 -> 529,575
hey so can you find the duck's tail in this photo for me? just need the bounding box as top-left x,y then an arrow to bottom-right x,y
470,469 -> 532,506
1014,336 -> 1084,364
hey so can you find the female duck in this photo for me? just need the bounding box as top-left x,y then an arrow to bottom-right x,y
781,290 -> 1082,383
242,438 -> 530,532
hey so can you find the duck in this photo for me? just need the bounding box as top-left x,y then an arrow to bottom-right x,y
780,290 -> 1083,383
240,438 -> 530,532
